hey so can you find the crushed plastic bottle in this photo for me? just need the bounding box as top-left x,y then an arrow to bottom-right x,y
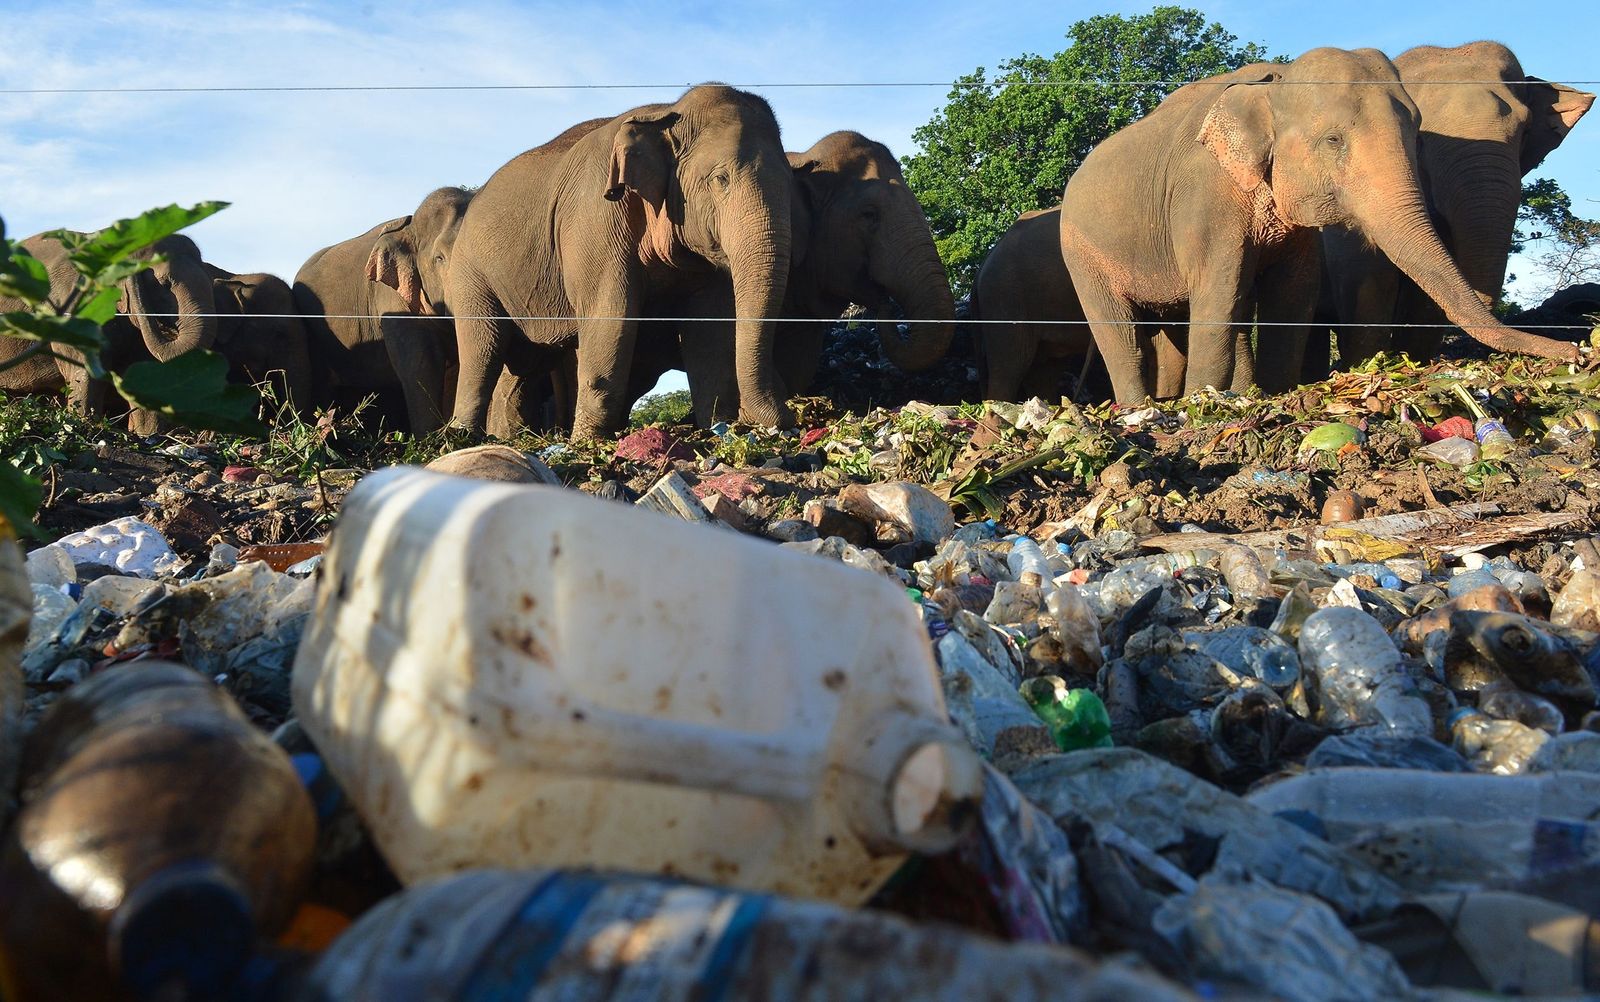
0,661 -> 315,1002
42,516 -> 183,579
294,467 -> 983,904
292,868 -> 1191,1002
1297,607 -> 1431,735
1185,626 -> 1299,690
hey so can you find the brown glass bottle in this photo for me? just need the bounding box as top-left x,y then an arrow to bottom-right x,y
0,660 -> 316,1001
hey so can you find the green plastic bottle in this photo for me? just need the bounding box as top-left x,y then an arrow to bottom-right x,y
1019,676 -> 1114,751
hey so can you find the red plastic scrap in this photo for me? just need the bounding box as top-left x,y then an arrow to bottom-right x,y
1421,416 -> 1476,443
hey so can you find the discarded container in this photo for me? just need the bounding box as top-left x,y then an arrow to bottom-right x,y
0,661 -> 315,1001
296,868 -> 1190,1002
1416,436 -> 1480,467
1297,607 -> 1430,735
1019,677 -> 1113,751
293,467 -> 983,904
1474,417 -> 1516,460
1319,490 -> 1365,524
1551,568 -> 1600,632
838,481 -> 955,545
44,517 -> 183,579
1358,891 -> 1600,994
425,444 -> 561,485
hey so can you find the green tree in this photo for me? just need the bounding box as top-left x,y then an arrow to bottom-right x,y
903,6 -> 1274,294
1508,177 -> 1600,301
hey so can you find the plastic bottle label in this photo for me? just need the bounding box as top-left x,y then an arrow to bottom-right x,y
459,874 -> 773,1001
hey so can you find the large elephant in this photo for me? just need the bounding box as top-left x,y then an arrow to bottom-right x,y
293,186 -> 472,434
446,84 -> 796,440
1060,48 -> 1579,405
971,207 -> 1187,403
0,233 -> 218,420
205,266 -> 313,418
1317,42 -> 1594,371
565,129 -> 957,428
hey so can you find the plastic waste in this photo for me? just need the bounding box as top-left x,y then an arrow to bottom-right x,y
1552,568 -> 1600,632
1297,607 -> 1431,735
44,517 -> 183,578
1011,749 -> 1400,920
1304,731 -> 1471,772
424,444 -> 561,485
836,481 -> 954,545
293,467 -> 983,904
23,542 -> 75,588
1417,435 -> 1481,466
0,661 -> 315,1002
1474,417 -> 1516,460
936,629 -> 1056,770
1449,707 -> 1549,774
1529,730 -> 1600,772
1019,677 -> 1112,751
1340,814 -> 1600,903
1438,610 -> 1594,703
291,867 -> 1189,1002
1245,767 -> 1600,842
25,583 -> 75,654
1479,685 -> 1564,734
1185,626 -> 1298,690
1217,544 -> 1272,602
1152,875 -> 1411,1002
1006,536 -> 1102,671
1357,891 -> 1600,994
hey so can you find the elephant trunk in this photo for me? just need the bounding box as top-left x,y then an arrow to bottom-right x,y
871,218 -> 955,372
128,258 -> 218,362
1429,145 -> 1521,304
1348,145 -> 1576,361
725,178 -> 794,428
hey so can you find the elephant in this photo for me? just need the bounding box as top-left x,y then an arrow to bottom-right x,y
292,186 -> 473,434
445,84 -> 796,440
1059,48 -> 1580,406
1315,42 -> 1595,372
0,232 -> 218,421
533,129 -> 958,430
971,206 -> 1188,403
205,265 -> 313,418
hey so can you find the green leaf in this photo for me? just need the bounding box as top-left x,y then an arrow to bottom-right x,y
74,283 -> 125,325
49,201 -> 228,282
0,461 -> 44,540
0,311 -> 105,351
110,350 -> 262,435
0,249 -> 51,304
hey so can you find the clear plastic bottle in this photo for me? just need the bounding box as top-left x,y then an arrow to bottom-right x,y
289,868 -> 1191,1002
1474,418 -> 1517,460
0,661 -> 316,1002
1298,608 -> 1431,735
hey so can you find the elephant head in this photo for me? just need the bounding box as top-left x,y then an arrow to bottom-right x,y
603,84 -> 795,427
119,234 -> 218,363
1395,43 -> 1594,323
1200,48 -> 1578,361
787,132 -> 955,377
366,186 -> 474,316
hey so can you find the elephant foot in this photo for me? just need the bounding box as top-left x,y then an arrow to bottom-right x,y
738,402 -> 794,431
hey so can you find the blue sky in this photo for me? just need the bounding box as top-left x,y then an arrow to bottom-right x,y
2,1 -> 1596,395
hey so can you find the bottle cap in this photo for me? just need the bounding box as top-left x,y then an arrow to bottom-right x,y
110,860 -> 254,1001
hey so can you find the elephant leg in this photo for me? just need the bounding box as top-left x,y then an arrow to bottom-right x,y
448,284 -> 510,434
1390,279 -> 1449,361
1254,236 -> 1322,394
1018,343 -> 1068,402
571,290 -> 640,441
775,315 -> 827,398
1332,264 -> 1399,368
981,320 -> 1038,402
1073,284 -> 1149,406
1184,257 -> 1254,397
673,285 -> 739,425
1150,326 -> 1189,399
379,314 -> 450,434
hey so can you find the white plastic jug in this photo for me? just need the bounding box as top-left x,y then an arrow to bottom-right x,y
292,467 -> 982,904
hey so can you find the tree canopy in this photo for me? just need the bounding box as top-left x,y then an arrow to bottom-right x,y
902,7 -> 1274,294
1509,177 -> 1600,303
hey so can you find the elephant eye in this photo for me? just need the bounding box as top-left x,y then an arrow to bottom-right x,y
710,169 -> 732,193
1324,133 -> 1344,149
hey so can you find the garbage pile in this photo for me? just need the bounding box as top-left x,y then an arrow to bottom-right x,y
8,350 -> 1600,999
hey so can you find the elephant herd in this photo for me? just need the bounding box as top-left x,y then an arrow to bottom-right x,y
0,42 -> 1593,440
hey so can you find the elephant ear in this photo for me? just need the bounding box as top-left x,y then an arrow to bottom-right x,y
787,156 -> 822,264
1520,78 -> 1596,175
1198,81 -> 1275,194
604,112 -> 680,205
365,228 -> 427,315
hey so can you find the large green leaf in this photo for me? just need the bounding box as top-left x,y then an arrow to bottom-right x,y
0,311 -> 105,351
110,349 -> 262,435
49,201 -> 228,282
0,248 -> 51,304
74,283 -> 125,325
0,461 -> 44,540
